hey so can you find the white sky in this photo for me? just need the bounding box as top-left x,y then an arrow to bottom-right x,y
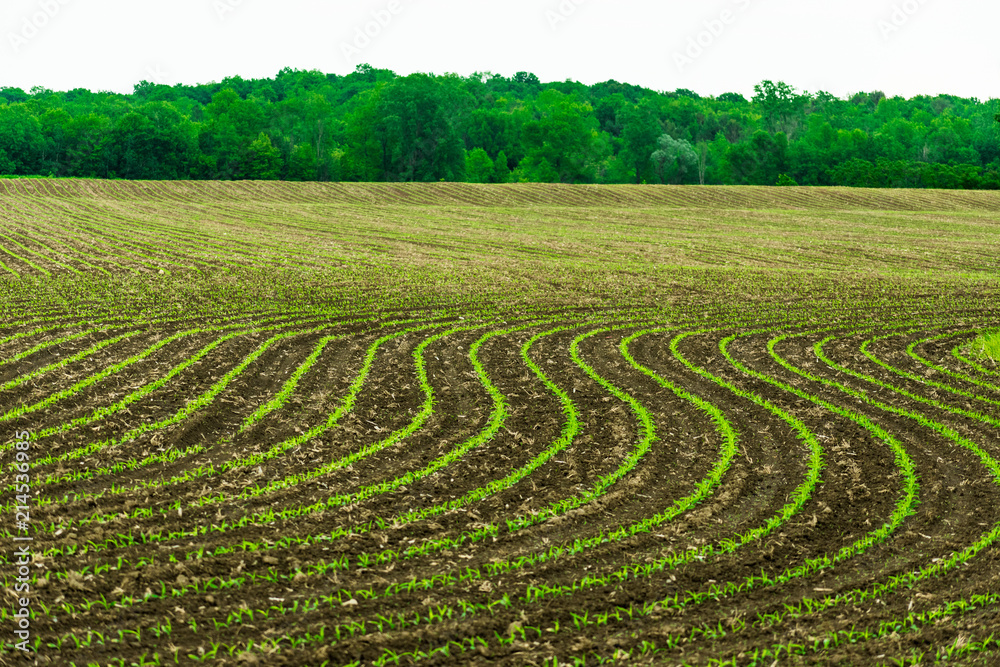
1,0 -> 997,101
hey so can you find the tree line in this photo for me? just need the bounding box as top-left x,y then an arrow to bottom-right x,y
1,65 -> 999,188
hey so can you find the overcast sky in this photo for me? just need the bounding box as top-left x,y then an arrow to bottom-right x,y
1,0 -> 997,101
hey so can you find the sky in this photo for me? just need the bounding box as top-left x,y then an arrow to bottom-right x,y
1,0 -> 997,101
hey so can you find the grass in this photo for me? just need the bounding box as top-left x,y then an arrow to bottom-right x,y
971,332 -> 1000,364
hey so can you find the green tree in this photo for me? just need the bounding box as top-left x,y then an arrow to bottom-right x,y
651,133 -> 698,184
752,80 -> 800,134
63,113 -> 111,177
274,92 -> 333,167
464,147 -> 493,183
514,157 -> 559,183
286,143 -> 318,180
105,102 -> 198,179
341,84 -> 392,181
1,68 -> 998,189
619,103 -> 660,184
0,103 -> 44,174
594,93 -> 627,136
0,149 -> 15,174
492,150 -> 511,183
38,108 -> 72,175
461,106 -> 518,160
0,87 -> 29,104
751,130 -> 788,184
516,89 -> 604,183
595,154 -> 636,184
198,88 -> 267,178
828,158 -> 879,187
696,141 -> 709,185
245,132 -> 281,179
382,74 -> 467,181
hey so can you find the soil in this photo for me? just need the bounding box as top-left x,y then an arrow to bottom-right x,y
5,301 -> 996,667
3,182 -> 1000,665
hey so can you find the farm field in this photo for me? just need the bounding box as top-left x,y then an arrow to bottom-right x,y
1,179 -> 1000,666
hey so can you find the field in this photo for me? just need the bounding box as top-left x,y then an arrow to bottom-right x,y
2,179 -> 1000,666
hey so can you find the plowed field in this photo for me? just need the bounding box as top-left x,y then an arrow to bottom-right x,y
2,180 -> 1000,666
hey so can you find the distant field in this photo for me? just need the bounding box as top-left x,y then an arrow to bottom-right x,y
1,180 -> 999,666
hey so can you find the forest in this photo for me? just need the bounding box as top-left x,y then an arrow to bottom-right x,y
1,64 -> 999,188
